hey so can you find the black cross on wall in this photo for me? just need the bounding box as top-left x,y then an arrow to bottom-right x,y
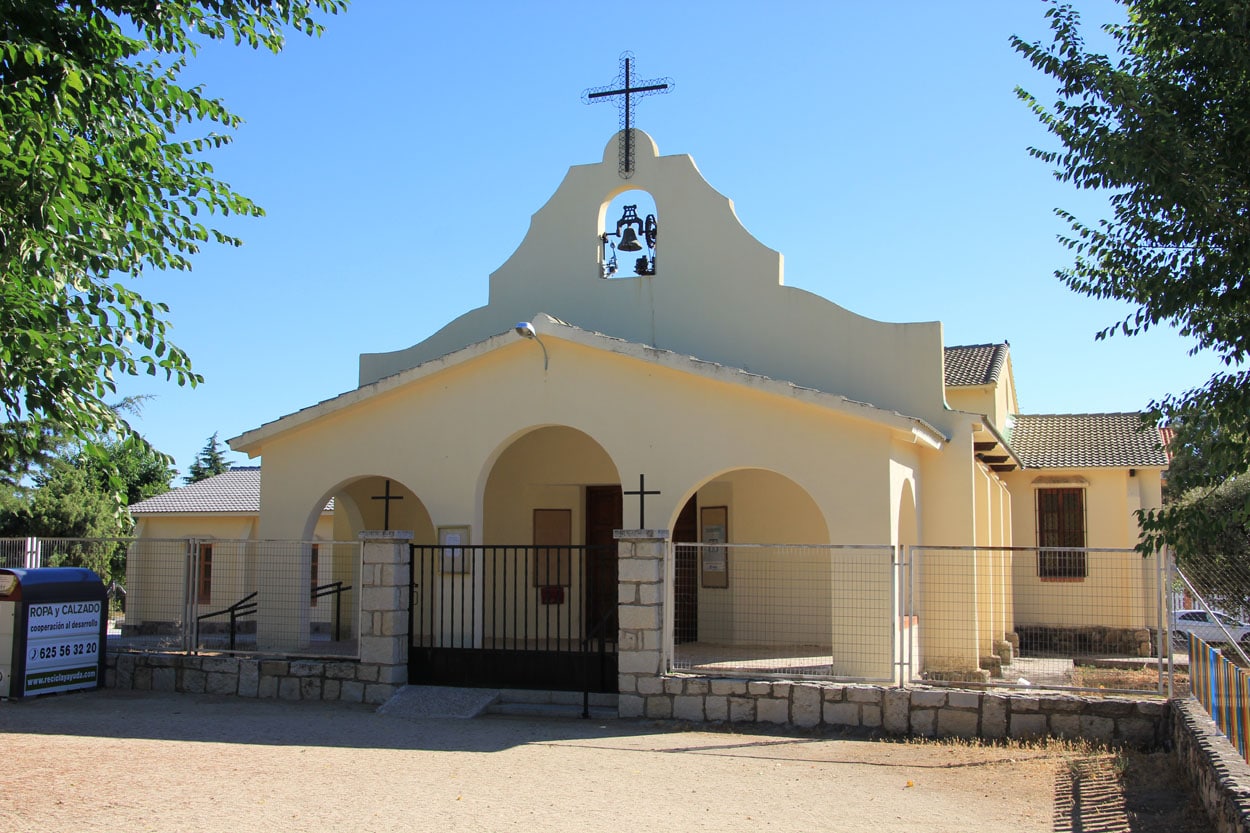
370,479 -> 404,531
624,473 -> 661,528
582,52 -> 673,179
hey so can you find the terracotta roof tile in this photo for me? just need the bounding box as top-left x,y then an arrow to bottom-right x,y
1011,413 -> 1167,469
944,344 -> 1009,387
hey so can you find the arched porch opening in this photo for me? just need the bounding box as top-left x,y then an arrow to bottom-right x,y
670,467 -> 894,682
670,467 -> 829,645
407,426 -> 623,692
303,476 -> 434,544
296,475 -> 433,647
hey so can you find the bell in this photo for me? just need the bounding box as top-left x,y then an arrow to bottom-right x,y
618,227 -> 643,251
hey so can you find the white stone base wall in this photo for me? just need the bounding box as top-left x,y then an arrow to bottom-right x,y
106,652 -> 402,705
621,674 -> 1167,747
1170,698 -> 1250,833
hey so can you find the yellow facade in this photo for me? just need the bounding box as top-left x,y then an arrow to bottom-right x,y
184,131 -> 1166,677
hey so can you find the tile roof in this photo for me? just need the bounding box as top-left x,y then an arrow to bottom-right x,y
944,343 -> 1010,387
130,467 -> 262,514
1010,413 -> 1168,469
129,468 -> 334,515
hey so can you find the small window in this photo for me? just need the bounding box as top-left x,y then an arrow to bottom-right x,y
1037,488 -> 1086,579
197,544 -> 213,604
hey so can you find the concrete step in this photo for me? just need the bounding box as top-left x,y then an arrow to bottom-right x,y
378,685 -> 619,721
485,688 -> 619,720
484,701 -> 618,720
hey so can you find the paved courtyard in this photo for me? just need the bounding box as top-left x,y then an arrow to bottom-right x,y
0,689 -> 1206,832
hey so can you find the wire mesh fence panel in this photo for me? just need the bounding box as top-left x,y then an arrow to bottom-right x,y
97,537 -> 361,658
1172,556 -> 1250,654
670,544 -> 897,682
198,540 -> 359,658
117,538 -> 194,652
909,546 -> 1167,694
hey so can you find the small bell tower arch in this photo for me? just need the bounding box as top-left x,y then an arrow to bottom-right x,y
599,188 -> 658,278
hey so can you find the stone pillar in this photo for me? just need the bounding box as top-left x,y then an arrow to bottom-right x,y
615,529 -> 669,718
358,530 -> 412,702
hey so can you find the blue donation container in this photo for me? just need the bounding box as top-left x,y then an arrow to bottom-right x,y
0,568 -> 108,699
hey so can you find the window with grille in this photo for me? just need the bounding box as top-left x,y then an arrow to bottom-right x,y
1036,488 -> 1086,579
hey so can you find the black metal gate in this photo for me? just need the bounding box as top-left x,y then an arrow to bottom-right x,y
408,545 -> 618,692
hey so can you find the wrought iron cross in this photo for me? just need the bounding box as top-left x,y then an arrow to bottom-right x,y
371,479 -> 404,531
624,474 -> 661,528
582,52 -> 673,179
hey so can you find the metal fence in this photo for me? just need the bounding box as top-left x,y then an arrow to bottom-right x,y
408,545 -> 617,692
0,537 -> 47,569
1190,633 -> 1250,765
906,546 -> 1168,694
669,544 -> 902,683
1172,553 -> 1250,663
666,543 -> 1171,693
7,534 -> 1228,697
0,537 -> 362,659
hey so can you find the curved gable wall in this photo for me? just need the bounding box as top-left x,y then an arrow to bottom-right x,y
360,132 -> 950,430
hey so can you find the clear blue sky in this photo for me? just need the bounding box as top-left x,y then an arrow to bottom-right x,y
114,0 -> 1227,478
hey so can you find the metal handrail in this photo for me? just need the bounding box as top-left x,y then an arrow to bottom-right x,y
196,591 -> 258,651
312,581 -> 353,642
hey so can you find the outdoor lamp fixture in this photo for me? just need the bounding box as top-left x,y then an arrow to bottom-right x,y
514,321 -> 549,371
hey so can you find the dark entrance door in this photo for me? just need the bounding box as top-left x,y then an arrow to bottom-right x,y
585,485 -> 622,641
674,495 -> 698,643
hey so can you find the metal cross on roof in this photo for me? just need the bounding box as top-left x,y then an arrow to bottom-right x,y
582,52 -> 673,179
623,473 -> 661,528
370,479 -> 404,531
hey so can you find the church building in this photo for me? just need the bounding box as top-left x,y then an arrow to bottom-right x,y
130,120 -> 1167,687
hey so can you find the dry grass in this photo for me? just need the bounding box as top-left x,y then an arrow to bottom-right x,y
1070,664 -> 1191,697
904,734 -> 1209,833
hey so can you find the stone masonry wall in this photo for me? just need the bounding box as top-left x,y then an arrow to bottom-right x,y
615,529 -> 1165,746
628,674 -> 1167,746
1171,698 -> 1250,833
616,529 -> 666,716
105,530 -> 411,706
106,651 -> 398,704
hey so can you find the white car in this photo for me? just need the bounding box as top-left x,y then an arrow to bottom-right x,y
1172,609 -> 1250,646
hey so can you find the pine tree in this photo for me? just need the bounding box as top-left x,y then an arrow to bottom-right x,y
187,433 -> 231,483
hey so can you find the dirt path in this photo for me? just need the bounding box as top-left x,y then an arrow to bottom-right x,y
0,690 -> 1206,832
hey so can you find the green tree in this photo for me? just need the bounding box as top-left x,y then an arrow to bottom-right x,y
0,434 -> 176,580
1170,476 -> 1250,613
186,431 -> 231,483
0,1 -> 346,481
1013,1 -> 1250,554
88,435 -> 176,505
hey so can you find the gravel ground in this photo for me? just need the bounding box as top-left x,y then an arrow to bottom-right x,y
0,689 -> 1210,832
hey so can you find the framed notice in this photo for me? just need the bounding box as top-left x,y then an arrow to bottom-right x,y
700,505 -> 729,588
439,526 -> 470,574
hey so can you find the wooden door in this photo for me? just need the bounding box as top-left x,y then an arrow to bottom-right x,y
585,485 -> 622,641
